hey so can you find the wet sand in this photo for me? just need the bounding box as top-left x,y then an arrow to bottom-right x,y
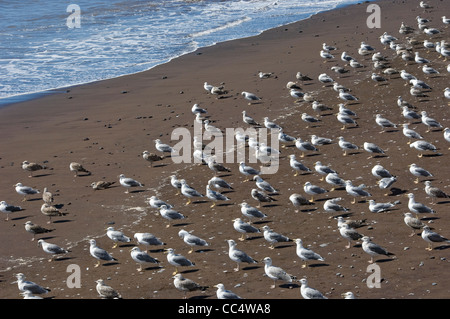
0,0 -> 449,301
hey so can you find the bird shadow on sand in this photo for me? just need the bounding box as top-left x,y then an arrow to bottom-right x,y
102,261 -> 120,267
437,200 -> 450,205
280,282 -> 300,289
152,163 -> 170,168
374,258 -> 395,263
307,263 -> 329,268
242,265 -> 260,271
180,269 -> 200,275
51,219 -> 73,224
128,189 -> 147,194
30,173 -> 53,178
433,245 -> 450,251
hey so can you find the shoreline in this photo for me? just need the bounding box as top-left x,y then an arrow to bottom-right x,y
0,0 -> 373,110
1,0 -> 449,300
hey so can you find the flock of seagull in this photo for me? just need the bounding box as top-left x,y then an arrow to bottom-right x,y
2,1 -> 450,300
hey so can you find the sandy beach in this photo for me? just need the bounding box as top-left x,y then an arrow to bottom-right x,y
1,0 -> 449,302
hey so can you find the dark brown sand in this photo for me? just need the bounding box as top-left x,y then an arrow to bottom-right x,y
1,0 -> 449,301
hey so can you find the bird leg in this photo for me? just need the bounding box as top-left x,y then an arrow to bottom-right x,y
239,234 -> 245,242
426,244 -> 433,251
95,260 -> 101,268
309,197 -> 315,203
185,199 -> 191,206
188,247 -> 194,254
302,262 -> 307,268
351,198 -> 357,204
210,202 -> 216,208
234,263 -> 240,272
172,267 -> 179,276
138,264 -> 143,272
112,242 -> 118,249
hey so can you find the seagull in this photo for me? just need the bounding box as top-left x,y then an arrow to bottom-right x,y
278,129 -> 296,147
295,138 -> 318,158
159,205 -> 185,227
294,238 -> 324,268
69,162 -> 91,177
37,239 -> 69,262
148,196 -> 173,209
421,111 -> 442,133
206,158 -> 231,176
409,163 -> 432,183
134,232 -> 165,252
21,161 -> 44,177
445,88 -> 450,102
424,181 -> 449,203
325,173 -> 346,191
119,174 -> 144,193
261,225 -> 290,249
341,291 -> 357,299
407,193 -> 436,215
40,203 -> 66,223
403,212 -> 425,237
331,66 -> 349,75
251,188 -> 275,208
242,111 -> 260,126
290,89 -> 304,101
262,257 -> 295,289
400,70 -> 417,82
90,181 -> 115,190
263,117 -> 281,130
214,283 -> 242,299
203,82 -> 214,93
339,223 -> 364,249
371,73 -> 387,86
377,176 -> 398,194
227,239 -> 257,271
312,101 -> 332,113
14,273 -> 50,295
424,27 -> 440,35
165,248 -> 195,275
401,107 -> 421,123
288,154 -> 311,176
368,199 -> 399,213
204,120 -> 222,134
239,202 -> 267,222
296,72 -> 313,81
371,164 -> 392,179
349,59 -> 363,68
0,201 -> 22,221
318,73 -> 334,84
414,52 -> 430,64
239,162 -> 260,181
241,91 -> 261,104
14,183 -> 39,201
233,217 -> 260,241
363,142 -> 385,158
445,127 -> 450,147
397,96 -> 413,108
24,221 -> 53,241
299,278 -> 327,299
191,103 -> 207,115
253,175 -> 278,194
320,50 -> 335,61
178,229 -> 209,253
323,42 -> 337,51
173,274 -> 208,299
323,197 -> 348,213
258,71 -> 273,78
106,227 -> 130,248
409,140 -> 437,157
208,176 -> 233,190
345,180 -> 372,204
314,161 -> 336,180
303,181 -> 327,203
375,114 -> 397,131
421,226 -> 450,251
341,51 -> 354,63
130,247 -> 159,271
142,151 -> 164,167
154,139 -> 175,153
410,79 -> 431,90
337,136 -> 358,156
289,193 -> 311,211
361,236 -> 394,263
336,112 -> 358,130
88,239 -> 117,268
422,65 -> 439,75
180,179 -> 203,205
95,279 -> 122,299
310,135 -> 332,146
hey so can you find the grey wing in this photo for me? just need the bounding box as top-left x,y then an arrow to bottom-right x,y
136,252 -> 159,263
93,247 -> 114,261
302,249 -> 323,261
186,235 -> 208,246
47,244 -> 67,254
172,255 -> 194,266
233,249 -> 256,263
240,224 -> 259,233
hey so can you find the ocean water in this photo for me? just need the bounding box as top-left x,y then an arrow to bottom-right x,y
0,0 -> 370,105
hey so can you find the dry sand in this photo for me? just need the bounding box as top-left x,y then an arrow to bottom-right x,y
0,0 -> 449,302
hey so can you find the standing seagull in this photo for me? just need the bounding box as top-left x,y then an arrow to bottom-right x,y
294,238 -> 324,268
402,124 -> 423,143
409,140 -> 437,158
295,138 -> 318,158
106,227 -> 131,249
403,212 -> 425,237
0,201 -> 22,221
40,203 -> 66,223
239,162 -> 261,181
159,205 -> 185,228
303,181 -> 327,203
232,218 -> 260,241
409,163 -> 432,184
14,183 -> 39,202
424,181 -> 449,203
363,142 -> 386,158
361,236 -> 394,263
42,187 -> 54,204
421,226 -> 450,251
227,239 -> 257,271
178,229 -> 209,254
180,179 -> 204,205
88,239 -> 117,267
239,202 -> 267,222
14,273 -> 50,295
339,223 -> 364,249
37,239 -> 69,262
251,189 -> 276,208
134,232 -> 165,252
22,161 -> 44,177
242,111 -> 260,126
288,154 -> 311,176
337,136 -> 359,156
165,248 -> 195,275
95,279 -> 122,299
421,111 -> 442,132
119,174 -> 144,193
345,180 -> 372,204
407,193 -> 436,215
154,139 -> 175,154
261,225 -> 290,249
24,221 -> 53,241
173,274 -> 208,299
69,162 -> 91,177
142,151 -> 164,167
206,184 -> 230,208
299,278 -> 327,299
130,247 -> 159,271
241,91 -> 261,104
214,283 -> 242,299
262,257 -> 295,289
